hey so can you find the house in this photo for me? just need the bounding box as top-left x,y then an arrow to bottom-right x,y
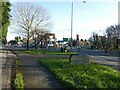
46,33 -> 56,47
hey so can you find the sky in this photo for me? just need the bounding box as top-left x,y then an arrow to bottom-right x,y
7,0 -> 119,42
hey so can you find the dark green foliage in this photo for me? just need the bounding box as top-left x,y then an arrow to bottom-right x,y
1,1 -> 11,44
40,59 -> 120,88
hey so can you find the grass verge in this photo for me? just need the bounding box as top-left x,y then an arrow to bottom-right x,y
14,59 -> 24,89
14,72 -> 24,89
25,50 -> 75,55
15,60 -> 22,68
39,59 -> 120,88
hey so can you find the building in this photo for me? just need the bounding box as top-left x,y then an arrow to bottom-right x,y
46,33 -> 56,47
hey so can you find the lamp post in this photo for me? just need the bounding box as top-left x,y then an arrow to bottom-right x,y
70,2 -> 73,51
70,1 -> 86,51
71,2 -> 73,50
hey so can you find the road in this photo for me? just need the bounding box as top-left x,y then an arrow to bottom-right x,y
2,45 -> 120,71
78,49 -> 119,71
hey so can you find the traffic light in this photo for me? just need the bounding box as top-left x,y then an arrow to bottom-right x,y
76,34 -> 79,41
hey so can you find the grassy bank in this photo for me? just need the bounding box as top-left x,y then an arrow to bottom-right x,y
25,50 -> 75,55
39,59 -> 120,88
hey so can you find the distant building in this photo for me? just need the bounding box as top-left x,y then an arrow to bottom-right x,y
32,33 -> 57,48
46,33 -> 56,47
20,33 -> 57,48
79,39 -> 84,47
79,39 -> 90,48
22,38 -> 27,44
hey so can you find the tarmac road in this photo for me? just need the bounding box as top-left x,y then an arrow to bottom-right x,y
78,49 -> 119,71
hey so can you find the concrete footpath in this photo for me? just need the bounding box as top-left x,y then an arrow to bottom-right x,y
0,49 -> 16,89
13,50 -> 63,88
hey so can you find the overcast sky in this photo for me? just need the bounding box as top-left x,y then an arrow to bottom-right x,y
7,0 -> 119,41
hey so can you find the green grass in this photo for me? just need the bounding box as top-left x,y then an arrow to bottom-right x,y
15,60 -> 22,68
14,60 -> 24,89
14,72 -> 24,89
25,50 -> 75,55
39,59 -> 120,88
25,50 -> 43,55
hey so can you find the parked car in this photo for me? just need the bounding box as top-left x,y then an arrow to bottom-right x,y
13,44 -> 22,48
22,44 -> 35,48
22,44 -> 27,47
29,44 -> 35,48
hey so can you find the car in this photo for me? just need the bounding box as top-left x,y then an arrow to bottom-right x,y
29,44 -> 35,48
22,44 -> 27,47
13,44 -> 22,48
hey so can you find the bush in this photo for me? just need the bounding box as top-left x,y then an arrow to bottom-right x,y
14,72 -> 24,89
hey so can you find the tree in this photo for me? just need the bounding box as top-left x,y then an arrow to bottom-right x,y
11,2 -> 51,50
32,28 -> 49,49
68,38 -> 73,47
88,36 -> 94,47
101,36 -> 107,49
80,39 -> 84,47
84,39 -> 88,46
106,24 -> 120,50
89,24 -> 119,50
1,1 -> 11,44
92,32 -> 99,49
72,39 -> 77,46
15,36 -> 21,44
89,32 -> 103,49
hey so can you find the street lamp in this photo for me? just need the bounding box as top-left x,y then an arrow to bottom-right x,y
70,1 -> 86,51
70,2 -> 73,51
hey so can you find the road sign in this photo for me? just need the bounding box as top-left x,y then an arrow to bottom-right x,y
63,38 -> 68,42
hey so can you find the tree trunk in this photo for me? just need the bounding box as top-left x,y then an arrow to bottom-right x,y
35,43 -> 37,50
27,30 -> 29,50
35,37 -> 37,50
27,39 -> 29,50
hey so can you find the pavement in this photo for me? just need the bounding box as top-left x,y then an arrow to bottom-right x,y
0,46 -> 16,89
12,50 -> 63,88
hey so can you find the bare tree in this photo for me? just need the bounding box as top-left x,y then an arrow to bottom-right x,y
11,2 -> 51,50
